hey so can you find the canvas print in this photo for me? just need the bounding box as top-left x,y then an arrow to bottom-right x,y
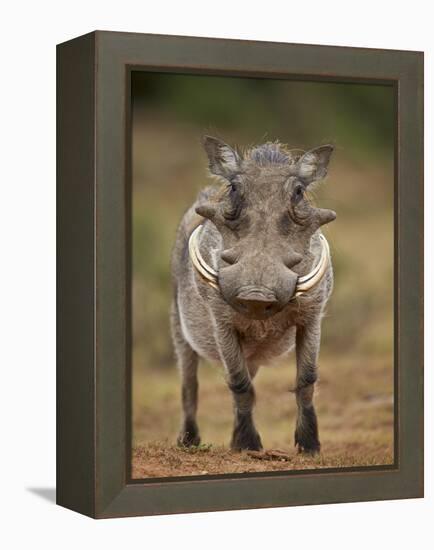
131,73 -> 394,479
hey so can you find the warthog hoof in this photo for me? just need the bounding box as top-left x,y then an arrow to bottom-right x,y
294,428 -> 321,455
177,420 -> 201,447
295,405 -> 321,455
231,422 -> 263,451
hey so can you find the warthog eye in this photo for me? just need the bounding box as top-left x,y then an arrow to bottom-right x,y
223,180 -> 243,222
292,183 -> 304,204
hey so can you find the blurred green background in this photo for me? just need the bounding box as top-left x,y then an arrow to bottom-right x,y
132,72 -> 394,461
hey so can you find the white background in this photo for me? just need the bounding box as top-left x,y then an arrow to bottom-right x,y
1,0 -> 432,547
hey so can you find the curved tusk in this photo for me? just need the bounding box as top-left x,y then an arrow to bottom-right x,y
188,224 -> 219,290
294,234 -> 330,297
188,224 -> 330,297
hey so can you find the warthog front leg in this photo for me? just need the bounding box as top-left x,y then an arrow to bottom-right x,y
171,301 -> 200,447
294,319 -> 321,454
215,325 -> 262,451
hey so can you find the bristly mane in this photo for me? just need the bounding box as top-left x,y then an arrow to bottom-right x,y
246,142 -> 302,167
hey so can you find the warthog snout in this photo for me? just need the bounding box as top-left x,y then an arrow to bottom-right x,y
234,287 -> 279,319
218,256 -> 299,319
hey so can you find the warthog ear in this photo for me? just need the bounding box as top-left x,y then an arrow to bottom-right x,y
296,145 -> 334,185
203,135 -> 241,179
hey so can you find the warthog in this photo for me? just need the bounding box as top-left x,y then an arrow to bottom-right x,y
170,136 -> 336,454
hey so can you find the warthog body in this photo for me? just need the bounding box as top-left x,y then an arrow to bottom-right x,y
170,137 -> 336,453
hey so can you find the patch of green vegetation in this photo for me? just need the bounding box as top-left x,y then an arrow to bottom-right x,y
179,443 -> 213,454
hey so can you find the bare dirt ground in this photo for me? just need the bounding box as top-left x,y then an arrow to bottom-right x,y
132,354 -> 394,478
132,442 -> 393,479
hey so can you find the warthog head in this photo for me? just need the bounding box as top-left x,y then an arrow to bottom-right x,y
196,136 -> 336,320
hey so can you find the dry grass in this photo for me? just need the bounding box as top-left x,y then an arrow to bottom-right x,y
132,442 -> 393,479
132,354 -> 394,478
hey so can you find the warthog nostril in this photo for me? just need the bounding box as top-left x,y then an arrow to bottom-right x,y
235,288 -> 278,319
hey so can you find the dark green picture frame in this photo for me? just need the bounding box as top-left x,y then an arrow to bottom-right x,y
57,31 -> 423,518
